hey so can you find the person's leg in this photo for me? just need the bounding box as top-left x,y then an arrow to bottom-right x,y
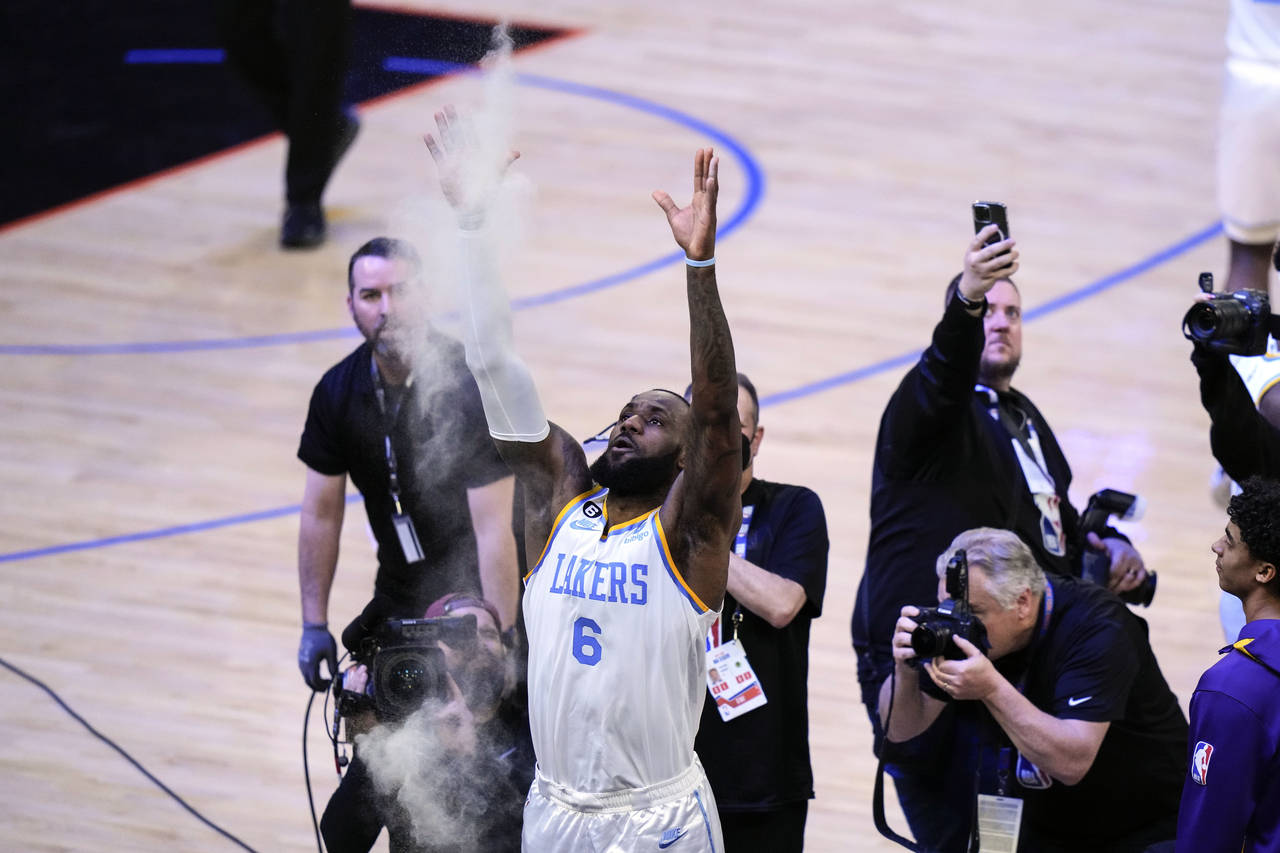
320,754 -> 385,853
278,0 -> 358,247
718,802 -> 807,853
1217,57 -> 1280,294
216,0 -> 289,125
1225,239 -> 1274,294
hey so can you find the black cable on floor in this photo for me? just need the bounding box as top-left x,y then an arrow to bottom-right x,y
303,686 -> 325,853
0,654 -> 259,852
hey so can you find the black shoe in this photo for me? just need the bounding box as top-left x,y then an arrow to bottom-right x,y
281,202 -> 326,249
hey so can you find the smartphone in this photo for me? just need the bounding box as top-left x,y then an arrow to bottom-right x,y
972,201 -> 1010,246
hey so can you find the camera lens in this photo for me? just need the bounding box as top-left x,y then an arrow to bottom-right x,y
911,623 -> 953,659
375,649 -> 434,718
1186,299 -> 1250,342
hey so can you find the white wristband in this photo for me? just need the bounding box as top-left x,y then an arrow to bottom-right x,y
685,256 -> 716,268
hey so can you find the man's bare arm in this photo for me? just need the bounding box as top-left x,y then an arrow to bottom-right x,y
981,681 -> 1109,785
299,468 -> 347,624
467,475 -> 519,628
879,607 -> 947,741
655,149 -> 740,610
726,553 -> 807,629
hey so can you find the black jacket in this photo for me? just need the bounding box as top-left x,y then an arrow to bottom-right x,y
852,294 -> 1114,664
1191,345 -> 1280,481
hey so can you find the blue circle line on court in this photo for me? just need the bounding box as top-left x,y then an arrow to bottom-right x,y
0,219 -> 1223,565
758,219 -> 1225,410
0,60 -> 765,356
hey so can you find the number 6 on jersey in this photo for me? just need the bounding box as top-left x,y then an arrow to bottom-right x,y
572,616 -> 602,666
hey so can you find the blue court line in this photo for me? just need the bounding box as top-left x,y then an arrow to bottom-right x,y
0,220 -> 1222,565
124,49 -> 226,64
760,219 -> 1225,409
0,495 -> 363,565
0,328 -> 360,357
0,61 -> 765,356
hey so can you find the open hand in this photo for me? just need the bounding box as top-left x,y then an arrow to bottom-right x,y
652,147 -> 718,261
422,104 -> 520,222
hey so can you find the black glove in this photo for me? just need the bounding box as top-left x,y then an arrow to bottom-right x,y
298,622 -> 338,691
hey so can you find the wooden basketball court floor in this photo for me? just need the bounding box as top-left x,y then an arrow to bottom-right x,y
0,0 -> 1258,849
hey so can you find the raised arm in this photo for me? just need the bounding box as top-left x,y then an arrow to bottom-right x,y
880,227 -> 1019,475
423,107 -> 592,554
654,149 -> 741,611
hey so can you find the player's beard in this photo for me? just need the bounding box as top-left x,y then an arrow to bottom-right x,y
590,447 -> 681,497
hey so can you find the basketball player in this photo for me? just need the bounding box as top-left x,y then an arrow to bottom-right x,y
424,108 -> 740,851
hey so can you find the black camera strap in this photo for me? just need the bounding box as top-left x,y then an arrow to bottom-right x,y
872,666 -> 922,852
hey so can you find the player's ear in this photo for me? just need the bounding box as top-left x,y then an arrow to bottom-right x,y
1256,561 -> 1277,585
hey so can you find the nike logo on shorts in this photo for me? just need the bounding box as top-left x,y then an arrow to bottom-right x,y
1067,695 -> 1092,707
658,826 -> 687,848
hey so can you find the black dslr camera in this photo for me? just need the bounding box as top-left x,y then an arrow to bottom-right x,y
1080,488 -> 1156,607
910,549 -> 990,661
338,615 -> 477,723
1182,272 -> 1280,357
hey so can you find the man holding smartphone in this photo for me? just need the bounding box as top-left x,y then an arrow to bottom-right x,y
851,213 -> 1150,850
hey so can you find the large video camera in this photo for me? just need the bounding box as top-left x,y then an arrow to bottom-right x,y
1080,488 -> 1156,607
910,549 -> 990,662
338,615 -> 477,723
1182,272 -> 1280,357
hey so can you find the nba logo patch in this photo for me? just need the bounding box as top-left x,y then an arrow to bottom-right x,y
1191,741 -> 1213,785
1015,753 -> 1053,790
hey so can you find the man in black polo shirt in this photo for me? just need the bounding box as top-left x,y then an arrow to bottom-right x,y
881,527 -> 1186,853
691,373 -> 829,851
295,237 -> 517,691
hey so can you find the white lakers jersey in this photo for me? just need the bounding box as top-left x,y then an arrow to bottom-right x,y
523,487 -> 720,794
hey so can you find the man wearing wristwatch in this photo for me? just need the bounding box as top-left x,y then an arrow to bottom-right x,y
851,223 -> 1150,851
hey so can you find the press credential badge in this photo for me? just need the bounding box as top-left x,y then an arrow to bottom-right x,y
706,640 -> 767,721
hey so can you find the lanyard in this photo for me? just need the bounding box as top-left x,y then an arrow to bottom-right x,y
991,578 -> 1055,796
978,385 -> 1055,490
726,504 -> 755,641
370,357 -> 409,515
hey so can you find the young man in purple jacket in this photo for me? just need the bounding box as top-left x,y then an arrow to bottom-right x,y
1176,476 -> 1280,853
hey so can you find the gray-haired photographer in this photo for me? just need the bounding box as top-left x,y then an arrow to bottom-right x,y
853,210 -> 1155,850
877,528 -> 1187,853
320,593 -> 534,853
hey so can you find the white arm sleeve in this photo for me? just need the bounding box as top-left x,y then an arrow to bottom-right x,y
456,226 -> 551,442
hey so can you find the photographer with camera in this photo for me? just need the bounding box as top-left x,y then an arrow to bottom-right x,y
320,593 -> 534,853
853,219 -> 1149,847
295,236 -> 519,695
880,528 -> 1186,853
1187,263 -> 1280,488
